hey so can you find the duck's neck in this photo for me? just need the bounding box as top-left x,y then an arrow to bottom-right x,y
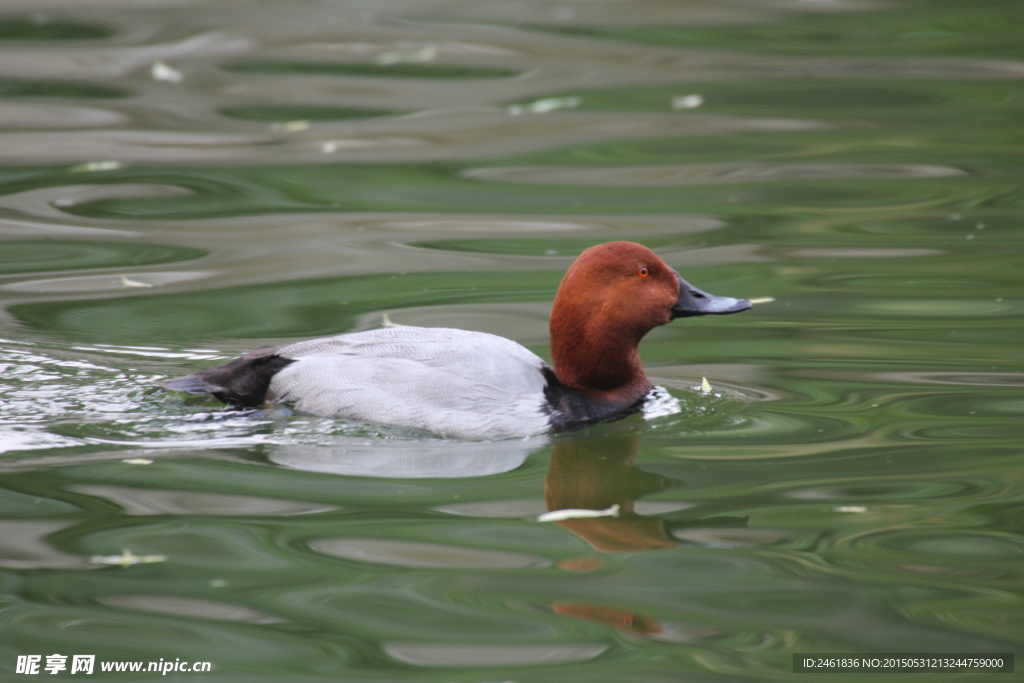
549,313 -> 652,404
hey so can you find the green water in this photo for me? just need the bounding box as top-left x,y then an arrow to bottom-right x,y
1,0 -> 1022,680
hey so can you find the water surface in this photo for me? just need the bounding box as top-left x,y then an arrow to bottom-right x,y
1,0 -> 1022,680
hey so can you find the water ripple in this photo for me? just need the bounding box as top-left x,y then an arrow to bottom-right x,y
464,163 -> 967,186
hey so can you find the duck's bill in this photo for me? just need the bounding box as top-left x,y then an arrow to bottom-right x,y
671,273 -> 752,318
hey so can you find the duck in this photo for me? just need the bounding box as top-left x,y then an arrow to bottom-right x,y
163,241 -> 751,439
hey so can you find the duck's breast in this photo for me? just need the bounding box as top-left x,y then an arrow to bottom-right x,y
267,327 -> 551,439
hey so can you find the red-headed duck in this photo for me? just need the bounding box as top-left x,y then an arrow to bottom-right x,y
163,241 -> 751,438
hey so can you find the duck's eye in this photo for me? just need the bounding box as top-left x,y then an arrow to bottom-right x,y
637,266 -> 650,278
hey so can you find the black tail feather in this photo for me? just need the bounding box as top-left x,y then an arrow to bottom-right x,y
162,375 -> 224,395
162,345 -> 294,408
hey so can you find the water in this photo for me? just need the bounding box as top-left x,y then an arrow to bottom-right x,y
1,0 -> 1022,679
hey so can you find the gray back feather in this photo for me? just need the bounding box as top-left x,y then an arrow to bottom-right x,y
268,327 -> 551,439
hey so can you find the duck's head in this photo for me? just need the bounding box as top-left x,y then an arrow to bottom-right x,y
549,241 -> 751,394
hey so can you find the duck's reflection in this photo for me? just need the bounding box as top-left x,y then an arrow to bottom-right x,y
545,428 -> 764,556
545,428 -> 679,552
268,435 -> 547,478
271,424 -> 727,642
544,427 -> 728,643
551,602 -> 664,636
266,424 -> 721,553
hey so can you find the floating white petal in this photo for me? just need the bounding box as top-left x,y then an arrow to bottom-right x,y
538,504 -> 620,522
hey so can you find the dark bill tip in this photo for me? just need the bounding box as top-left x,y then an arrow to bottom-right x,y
671,272 -> 753,319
